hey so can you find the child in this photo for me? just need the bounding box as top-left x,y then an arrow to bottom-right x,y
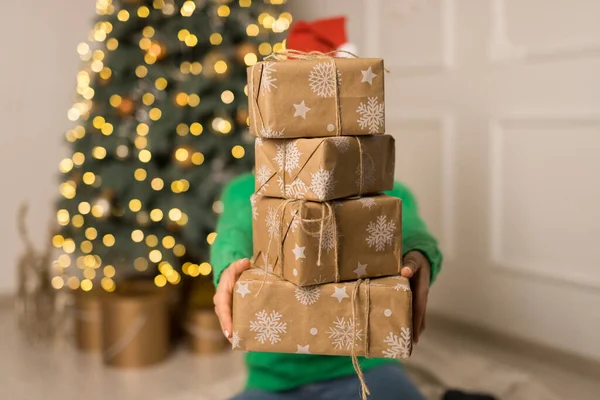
211,172 -> 442,399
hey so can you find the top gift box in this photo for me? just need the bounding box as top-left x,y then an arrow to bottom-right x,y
248,57 -> 385,139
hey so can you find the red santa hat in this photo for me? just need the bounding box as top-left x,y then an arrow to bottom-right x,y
286,16 -> 358,57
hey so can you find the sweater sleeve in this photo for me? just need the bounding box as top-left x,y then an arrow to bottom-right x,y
385,182 -> 443,284
210,173 -> 255,286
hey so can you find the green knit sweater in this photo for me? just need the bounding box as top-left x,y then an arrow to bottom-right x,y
211,173 -> 442,392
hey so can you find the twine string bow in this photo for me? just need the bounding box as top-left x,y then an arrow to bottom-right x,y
256,198 -> 340,296
261,199 -> 340,279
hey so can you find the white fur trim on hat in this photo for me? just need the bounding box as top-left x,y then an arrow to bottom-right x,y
336,42 -> 358,57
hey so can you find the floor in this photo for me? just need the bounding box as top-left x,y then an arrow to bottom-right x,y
2,307 -> 599,400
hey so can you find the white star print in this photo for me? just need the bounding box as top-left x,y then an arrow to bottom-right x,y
331,285 -> 350,303
293,100 -> 311,119
296,344 -> 311,354
292,243 -> 306,260
353,262 -> 368,278
361,66 -> 377,85
236,282 -> 251,298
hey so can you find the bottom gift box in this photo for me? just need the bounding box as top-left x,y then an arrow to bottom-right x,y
232,269 -> 413,359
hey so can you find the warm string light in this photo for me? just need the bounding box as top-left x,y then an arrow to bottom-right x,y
59,181 -> 76,199
182,262 -> 212,277
151,178 -> 164,191
181,1 -> 195,16
150,208 -> 163,221
217,5 -> 230,17
190,122 -> 203,135
232,145 -> 245,159
212,117 -> 232,134
95,0 -> 115,16
138,6 -> 150,18
210,33 -> 223,45
117,9 -> 129,21
206,232 -> 217,245
171,179 -> 190,193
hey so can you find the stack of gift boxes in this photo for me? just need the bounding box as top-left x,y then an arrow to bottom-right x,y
232,56 -> 413,360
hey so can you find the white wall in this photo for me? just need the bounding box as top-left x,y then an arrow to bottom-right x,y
287,0 -> 600,361
0,1 -> 94,293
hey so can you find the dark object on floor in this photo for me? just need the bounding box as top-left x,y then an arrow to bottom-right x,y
443,390 -> 497,400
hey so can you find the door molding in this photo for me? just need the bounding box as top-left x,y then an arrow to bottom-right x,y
364,0 -> 456,73
489,113 -> 600,290
488,0 -> 600,63
389,112 -> 457,260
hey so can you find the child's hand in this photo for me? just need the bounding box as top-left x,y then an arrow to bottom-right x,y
213,258 -> 252,342
401,251 -> 431,344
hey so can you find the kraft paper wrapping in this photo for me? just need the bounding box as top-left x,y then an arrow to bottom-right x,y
101,285 -> 171,368
248,58 -> 385,139
252,194 -> 402,286
74,288 -> 104,352
255,135 -> 395,201
186,309 -> 229,354
232,270 -> 412,358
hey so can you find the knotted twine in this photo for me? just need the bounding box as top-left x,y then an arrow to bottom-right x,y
351,278 -> 372,400
256,198 -> 340,296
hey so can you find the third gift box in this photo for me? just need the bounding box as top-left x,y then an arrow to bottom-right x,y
252,194 -> 402,286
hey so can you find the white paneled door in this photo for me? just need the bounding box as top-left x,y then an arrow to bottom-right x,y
289,0 -> 600,360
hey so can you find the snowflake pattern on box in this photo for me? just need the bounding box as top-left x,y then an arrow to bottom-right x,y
382,328 -> 411,358
247,268 -> 266,277
232,331 -> 241,350
278,176 -> 308,199
357,97 -> 385,133
294,285 -> 320,306
328,317 -> 364,350
260,125 -> 285,138
273,141 -> 302,176
394,282 -> 410,292
310,166 -> 336,200
330,137 -> 351,153
277,176 -> 285,195
377,276 -> 410,292
359,197 -> 376,209
355,159 -> 376,192
266,206 -> 280,239
261,62 -> 278,93
309,62 -> 341,98
255,137 -> 263,147
250,194 -> 258,220
250,310 -> 287,345
256,164 -> 273,190
312,221 -> 340,252
366,215 -> 396,251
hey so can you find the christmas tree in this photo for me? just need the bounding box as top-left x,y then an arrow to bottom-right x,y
54,0 -> 289,292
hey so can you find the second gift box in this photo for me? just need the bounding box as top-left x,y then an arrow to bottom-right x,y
255,135 -> 395,201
